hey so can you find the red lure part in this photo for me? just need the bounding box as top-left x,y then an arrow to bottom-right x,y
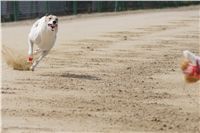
183,60 -> 200,79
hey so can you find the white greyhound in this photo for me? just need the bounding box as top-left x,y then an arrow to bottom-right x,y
28,14 -> 58,71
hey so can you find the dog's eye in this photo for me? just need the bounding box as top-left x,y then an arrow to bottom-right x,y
49,17 -> 52,20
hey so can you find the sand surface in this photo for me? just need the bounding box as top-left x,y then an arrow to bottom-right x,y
1,6 -> 200,132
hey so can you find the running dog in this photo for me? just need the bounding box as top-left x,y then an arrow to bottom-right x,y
28,14 -> 58,71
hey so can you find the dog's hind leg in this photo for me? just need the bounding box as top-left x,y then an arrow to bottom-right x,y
28,39 -> 34,63
30,50 -> 49,71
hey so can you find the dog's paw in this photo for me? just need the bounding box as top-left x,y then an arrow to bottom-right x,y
30,66 -> 35,71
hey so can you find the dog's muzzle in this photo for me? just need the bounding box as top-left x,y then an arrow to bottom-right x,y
48,24 -> 57,31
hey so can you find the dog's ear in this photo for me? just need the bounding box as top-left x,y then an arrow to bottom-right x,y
45,15 -> 48,22
44,14 -> 49,22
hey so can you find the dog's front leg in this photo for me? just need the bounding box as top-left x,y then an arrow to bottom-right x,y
28,39 -> 34,63
30,50 -> 49,71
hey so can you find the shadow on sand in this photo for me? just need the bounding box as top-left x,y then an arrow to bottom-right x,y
41,72 -> 101,80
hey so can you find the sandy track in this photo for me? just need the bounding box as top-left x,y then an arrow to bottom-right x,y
1,6 -> 200,132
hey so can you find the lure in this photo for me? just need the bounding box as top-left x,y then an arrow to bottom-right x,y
181,60 -> 200,83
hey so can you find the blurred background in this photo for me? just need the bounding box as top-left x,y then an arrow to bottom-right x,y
1,1 -> 200,22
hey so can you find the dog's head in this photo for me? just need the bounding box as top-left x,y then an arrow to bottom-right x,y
45,15 -> 58,32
